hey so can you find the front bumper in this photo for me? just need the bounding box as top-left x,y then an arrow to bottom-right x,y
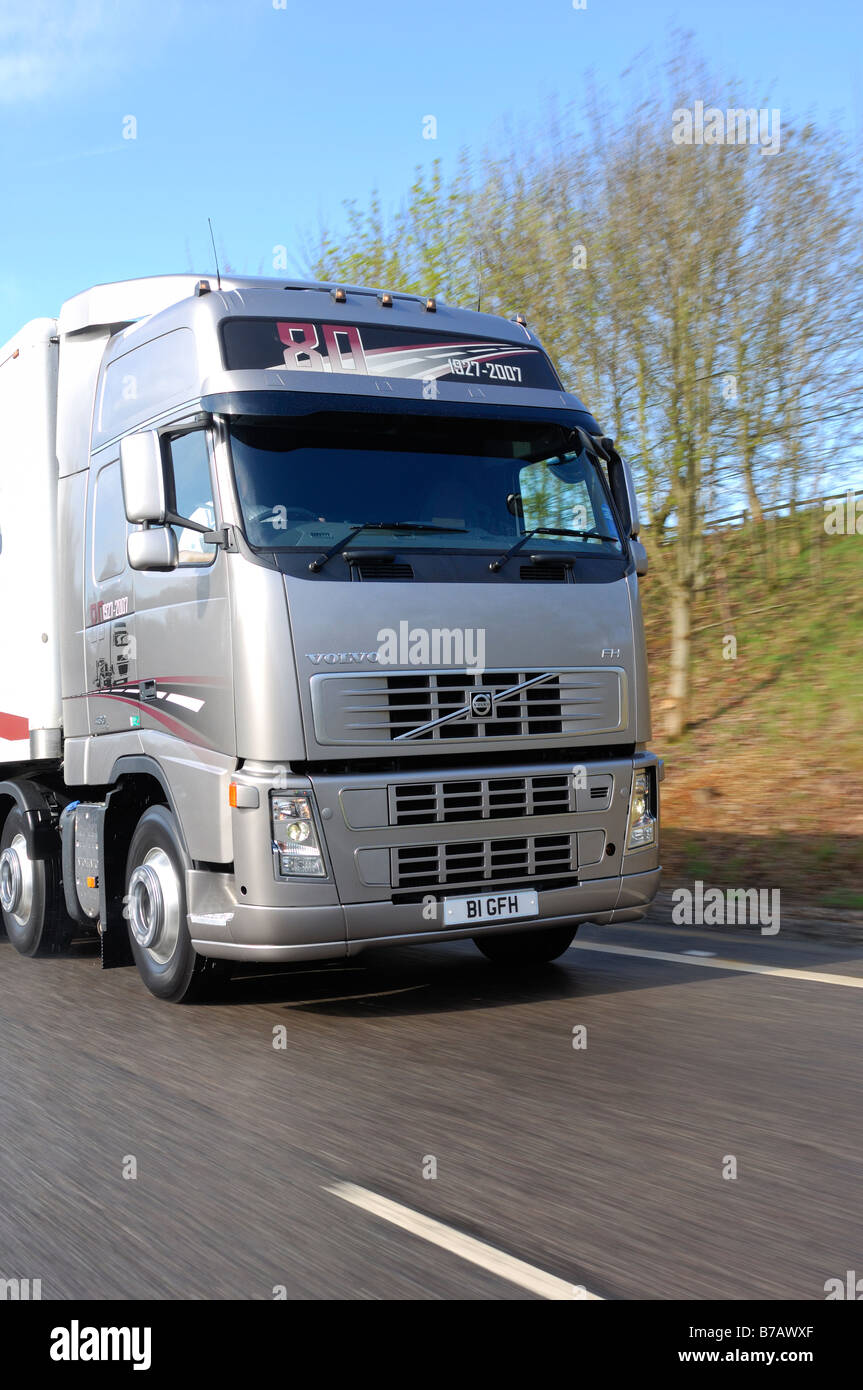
187,751 -> 661,962
188,866 -> 661,962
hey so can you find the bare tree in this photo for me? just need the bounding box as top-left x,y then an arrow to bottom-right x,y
309,40 -> 863,736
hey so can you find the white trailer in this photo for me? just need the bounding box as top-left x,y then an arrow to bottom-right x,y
0,319 -> 63,762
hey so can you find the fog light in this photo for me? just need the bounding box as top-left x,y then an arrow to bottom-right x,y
280,845 -> 326,876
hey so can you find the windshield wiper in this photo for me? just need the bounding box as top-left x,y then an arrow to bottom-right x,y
309,521 -> 468,571
489,526 -> 619,572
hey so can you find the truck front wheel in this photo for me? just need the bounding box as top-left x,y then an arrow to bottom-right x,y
474,923 -> 577,966
0,806 -> 73,956
125,806 -> 225,1003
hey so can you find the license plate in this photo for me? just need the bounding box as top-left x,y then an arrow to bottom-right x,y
443,889 -> 539,926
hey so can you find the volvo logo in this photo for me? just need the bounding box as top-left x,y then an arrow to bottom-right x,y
306,652 -> 380,665
470,690 -> 493,718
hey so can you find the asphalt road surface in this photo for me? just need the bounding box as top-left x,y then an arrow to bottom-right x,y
2,916 -> 862,1301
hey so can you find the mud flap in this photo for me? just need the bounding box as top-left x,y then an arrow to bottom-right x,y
99,790 -> 134,969
59,798 -> 133,968
99,916 -> 133,969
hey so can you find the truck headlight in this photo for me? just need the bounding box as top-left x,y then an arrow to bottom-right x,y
626,768 -> 656,850
271,792 -> 327,877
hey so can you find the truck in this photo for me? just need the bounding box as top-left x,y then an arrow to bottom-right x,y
0,274 -> 661,1002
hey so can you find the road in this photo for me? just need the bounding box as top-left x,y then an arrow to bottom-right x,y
2,916 -> 862,1301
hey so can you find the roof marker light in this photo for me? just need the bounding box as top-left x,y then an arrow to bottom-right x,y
378,292 -> 394,308
513,312 -> 527,327
195,279 -> 211,296
424,297 -> 437,313
331,287 -> 347,303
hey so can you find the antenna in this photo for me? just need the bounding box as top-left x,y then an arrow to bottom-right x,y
207,218 -> 222,290
475,249 -> 483,313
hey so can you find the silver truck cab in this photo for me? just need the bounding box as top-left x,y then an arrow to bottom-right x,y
0,274 -> 660,1001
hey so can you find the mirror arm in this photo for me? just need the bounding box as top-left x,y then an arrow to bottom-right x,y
203,525 -> 239,552
143,510 -> 237,552
164,509 -> 207,533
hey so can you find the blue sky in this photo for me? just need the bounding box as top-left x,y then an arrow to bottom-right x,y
0,0 -> 859,345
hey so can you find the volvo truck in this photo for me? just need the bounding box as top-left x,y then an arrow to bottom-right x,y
0,275 -> 660,1002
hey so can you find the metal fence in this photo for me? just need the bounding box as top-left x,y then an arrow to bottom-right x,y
645,490 -> 854,536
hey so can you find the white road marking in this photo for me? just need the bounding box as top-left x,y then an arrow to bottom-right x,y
571,940 -> 863,988
286,984 -> 429,1007
325,1181 -> 601,1300
267,966 -> 365,977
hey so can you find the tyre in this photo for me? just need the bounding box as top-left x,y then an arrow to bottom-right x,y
125,805 -> 226,1003
474,923 -> 577,966
0,806 -> 74,957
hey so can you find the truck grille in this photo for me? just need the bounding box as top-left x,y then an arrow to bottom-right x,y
311,667 -> 625,745
391,774 -> 572,826
391,833 -> 574,891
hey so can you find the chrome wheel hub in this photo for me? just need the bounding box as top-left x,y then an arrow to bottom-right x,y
128,848 -> 181,965
0,835 -> 33,925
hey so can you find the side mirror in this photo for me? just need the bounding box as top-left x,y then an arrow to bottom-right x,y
603,440 -> 640,539
630,539 -> 648,577
120,430 -> 166,524
128,527 -> 178,572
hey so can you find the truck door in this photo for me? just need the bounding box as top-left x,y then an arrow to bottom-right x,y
84,457 -> 137,734
130,427 -> 233,754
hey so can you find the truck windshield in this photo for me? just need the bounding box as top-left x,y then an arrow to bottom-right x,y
227,413 -> 624,556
